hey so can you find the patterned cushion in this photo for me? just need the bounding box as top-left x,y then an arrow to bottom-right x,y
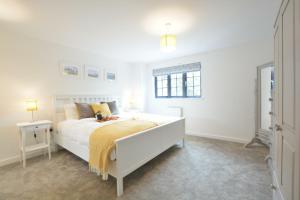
91,103 -> 111,116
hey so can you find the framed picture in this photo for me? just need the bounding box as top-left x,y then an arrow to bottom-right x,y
60,63 -> 81,78
85,65 -> 101,80
105,69 -> 117,81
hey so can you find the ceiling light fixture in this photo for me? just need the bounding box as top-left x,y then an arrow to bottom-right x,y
160,23 -> 176,52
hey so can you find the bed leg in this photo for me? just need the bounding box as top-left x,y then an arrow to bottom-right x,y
117,177 -> 123,196
102,173 -> 108,180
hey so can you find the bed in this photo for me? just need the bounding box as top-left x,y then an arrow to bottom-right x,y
53,95 -> 185,196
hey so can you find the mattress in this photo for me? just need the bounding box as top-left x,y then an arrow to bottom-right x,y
57,112 -> 180,160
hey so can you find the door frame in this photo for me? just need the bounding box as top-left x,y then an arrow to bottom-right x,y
256,62 -> 274,145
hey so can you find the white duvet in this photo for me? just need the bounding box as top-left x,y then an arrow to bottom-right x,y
57,112 -> 179,147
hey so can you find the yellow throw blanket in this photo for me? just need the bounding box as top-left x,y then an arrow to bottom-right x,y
89,119 -> 157,178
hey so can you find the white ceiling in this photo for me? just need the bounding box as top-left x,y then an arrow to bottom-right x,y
0,0 -> 280,63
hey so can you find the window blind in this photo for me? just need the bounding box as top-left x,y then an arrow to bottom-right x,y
152,62 -> 201,76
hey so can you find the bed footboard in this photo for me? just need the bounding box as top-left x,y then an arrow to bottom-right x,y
114,118 -> 185,196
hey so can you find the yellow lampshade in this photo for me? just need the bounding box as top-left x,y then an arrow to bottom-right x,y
25,99 -> 38,112
160,34 -> 176,52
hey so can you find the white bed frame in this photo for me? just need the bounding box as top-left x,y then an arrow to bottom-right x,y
53,95 -> 185,196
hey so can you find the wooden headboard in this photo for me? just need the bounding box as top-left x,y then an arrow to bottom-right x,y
53,95 -> 121,125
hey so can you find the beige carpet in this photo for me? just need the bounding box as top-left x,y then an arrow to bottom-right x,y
0,136 -> 271,200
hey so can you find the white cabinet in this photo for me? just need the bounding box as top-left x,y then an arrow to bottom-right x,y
273,0 -> 300,199
17,120 -> 52,168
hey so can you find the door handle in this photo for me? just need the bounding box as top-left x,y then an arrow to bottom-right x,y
268,142 -> 272,147
275,124 -> 282,131
265,155 -> 272,162
270,184 -> 277,190
269,126 -> 273,131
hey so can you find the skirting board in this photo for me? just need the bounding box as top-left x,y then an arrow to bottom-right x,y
0,155 -> 21,167
0,150 -> 46,167
186,131 -> 249,144
0,143 -> 58,168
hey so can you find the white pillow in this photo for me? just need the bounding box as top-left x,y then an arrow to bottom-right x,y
64,103 -> 79,120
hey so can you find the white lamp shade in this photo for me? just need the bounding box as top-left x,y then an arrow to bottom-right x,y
160,34 -> 176,52
25,99 -> 38,112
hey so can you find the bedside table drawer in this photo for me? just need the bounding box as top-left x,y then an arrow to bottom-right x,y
22,124 -> 49,133
33,124 -> 49,132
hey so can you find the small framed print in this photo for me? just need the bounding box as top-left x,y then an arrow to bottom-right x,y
60,63 -> 81,78
85,65 -> 101,80
105,69 -> 117,81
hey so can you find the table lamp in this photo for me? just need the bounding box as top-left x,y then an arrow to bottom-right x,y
25,99 -> 38,122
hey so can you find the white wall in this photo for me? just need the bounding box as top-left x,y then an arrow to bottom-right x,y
122,63 -> 147,110
143,39 -> 273,143
0,30 -> 133,165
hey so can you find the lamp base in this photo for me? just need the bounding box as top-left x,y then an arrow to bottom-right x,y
31,111 -> 35,123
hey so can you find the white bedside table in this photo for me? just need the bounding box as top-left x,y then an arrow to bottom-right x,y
16,120 -> 52,168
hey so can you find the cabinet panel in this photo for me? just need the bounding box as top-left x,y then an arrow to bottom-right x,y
274,16 -> 283,184
280,0 -> 297,199
282,0 -> 295,130
282,140 -> 295,200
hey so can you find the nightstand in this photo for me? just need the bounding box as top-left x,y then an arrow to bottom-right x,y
16,120 -> 52,168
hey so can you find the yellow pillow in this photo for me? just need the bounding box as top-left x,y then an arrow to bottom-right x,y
91,103 -> 111,116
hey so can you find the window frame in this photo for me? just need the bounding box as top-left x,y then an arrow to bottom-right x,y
170,73 -> 184,98
186,71 -> 201,97
154,70 -> 202,99
155,75 -> 169,97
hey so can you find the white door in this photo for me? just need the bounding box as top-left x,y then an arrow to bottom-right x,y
276,0 -> 297,199
274,5 -> 283,191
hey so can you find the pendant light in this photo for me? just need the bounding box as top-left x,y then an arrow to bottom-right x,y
160,23 -> 176,52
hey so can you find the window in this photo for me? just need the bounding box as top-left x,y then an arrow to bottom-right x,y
155,75 -> 169,97
186,71 -> 201,97
154,63 -> 201,98
170,73 -> 183,97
